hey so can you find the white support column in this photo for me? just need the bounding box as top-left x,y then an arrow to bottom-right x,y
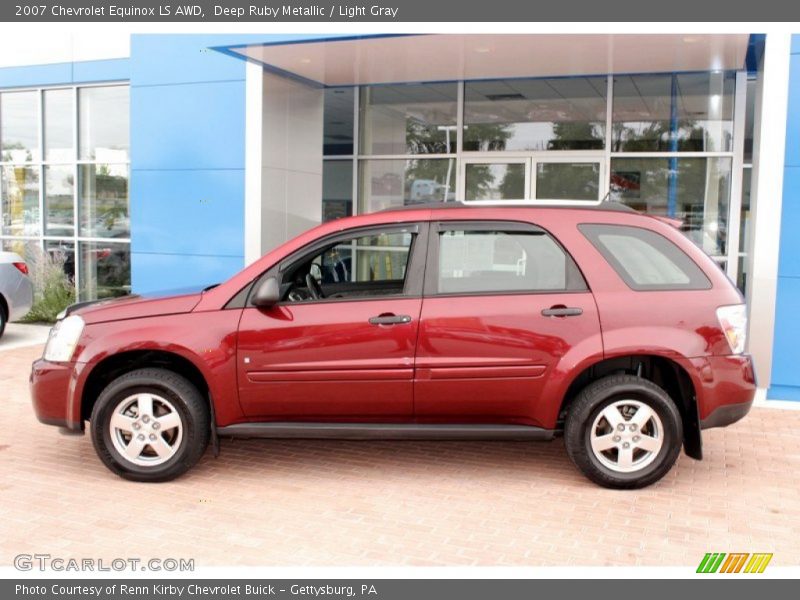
747,33 -> 792,389
244,61 -> 264,266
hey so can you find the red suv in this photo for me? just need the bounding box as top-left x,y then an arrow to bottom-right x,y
30,204 -> 755,488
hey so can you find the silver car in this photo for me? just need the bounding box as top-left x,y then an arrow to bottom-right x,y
0,251 -> 34,338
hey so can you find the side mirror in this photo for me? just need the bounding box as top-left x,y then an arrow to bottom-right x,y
251,276 -> 281,308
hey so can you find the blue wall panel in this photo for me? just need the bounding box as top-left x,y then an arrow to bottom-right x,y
131,81 -> 246,171
769,35 -> 800,400
131,169 -> 244,257
131,252 -> 245,294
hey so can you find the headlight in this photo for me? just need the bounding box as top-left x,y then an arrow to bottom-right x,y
43,315 -> 85,362
716,304 -> 747,354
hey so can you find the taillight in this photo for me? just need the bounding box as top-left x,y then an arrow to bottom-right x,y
716,304 -> 747,354
12,262 -> 28,275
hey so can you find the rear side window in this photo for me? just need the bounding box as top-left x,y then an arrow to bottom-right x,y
436,228 -> 586,294
579,224 -> 711,291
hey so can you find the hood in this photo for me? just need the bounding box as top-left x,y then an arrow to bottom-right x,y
65,285 -> 211,324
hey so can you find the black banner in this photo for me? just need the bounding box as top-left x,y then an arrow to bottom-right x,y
3,0 -> 800,22
4,579 -> 798,600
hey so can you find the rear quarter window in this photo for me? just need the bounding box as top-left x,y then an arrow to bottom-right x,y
579,223 -> 711,291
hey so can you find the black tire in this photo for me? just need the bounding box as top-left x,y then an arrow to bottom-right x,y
90,368 -> 210,482
565,374 -> 683,489
0,300 -> 6,339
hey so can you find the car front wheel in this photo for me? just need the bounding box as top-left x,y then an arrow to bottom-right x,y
90,368 -> 210,482
565,374 -> 683,489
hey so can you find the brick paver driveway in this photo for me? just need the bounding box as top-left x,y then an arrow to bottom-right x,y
2,342 -> 800,567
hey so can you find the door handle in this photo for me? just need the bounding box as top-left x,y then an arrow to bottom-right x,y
541,306 -> 583,317
369,314 -> 412,325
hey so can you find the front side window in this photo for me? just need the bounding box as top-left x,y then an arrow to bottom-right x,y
580,224 -> 711,291
436,228 -> 585,294
281,230 -> 415,303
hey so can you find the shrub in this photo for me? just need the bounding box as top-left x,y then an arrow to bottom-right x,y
20,247 -> 76,324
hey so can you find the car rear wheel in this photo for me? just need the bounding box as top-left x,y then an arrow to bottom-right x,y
565,374 -> 683,489
0,303 -> 5,339
90,368 -> 209,482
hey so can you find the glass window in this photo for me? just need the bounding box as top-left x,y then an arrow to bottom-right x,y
463,77 -> 607,152
45,239 -> 75,282
322,161 -> 353,222
437,229 -> 583,294
44,89 -> 73,162
0,91 -> 39,162
324,88 -> 354,156
79,164 -> 129,238
78,241 -> 131,301
744,78 -> 756,163
283,230 -> 415,302
464,162 -> 526,201
610,157 -> 732,256
535,162 -> 600,201
1,238 -> 40,262
360,83 -> 458,155
44,165 -> 74,236
78,86 -> 130,161
1,166 -> 39,236
580,224 -> 711,291
359,158 -> 455,213
612,72 -> 735,152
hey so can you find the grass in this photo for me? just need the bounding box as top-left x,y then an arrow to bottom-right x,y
19,247 -> 76,324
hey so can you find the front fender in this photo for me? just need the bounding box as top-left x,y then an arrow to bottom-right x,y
71,310 -> 243,426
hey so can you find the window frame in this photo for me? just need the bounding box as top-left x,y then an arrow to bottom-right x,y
239,222 -> 429,308
423,220 -> 588,297
579,223 -> 713,291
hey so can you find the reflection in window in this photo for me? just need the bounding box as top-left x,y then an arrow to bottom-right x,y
738,168 -> 752,293
44,165 -> 74,236
1,91 -> 39,162
360,83 -> 458,155
610,157 -> 732,256
1,166 -> 39,236
322,161 -> 353,222
45,240 -> 75,282
44,89 -> 74,162
438,230 -> 573,293
744,78 -> 756,163
463,77 -> 607,152
359,158 -> 455,213
79,241 -> 131,301
536,162 -> 600,201
79,164 -> 129,238
612,72 -> 735,152
464,163 -> 525,201
324,88 -> 354,156
78,86 -> 130,161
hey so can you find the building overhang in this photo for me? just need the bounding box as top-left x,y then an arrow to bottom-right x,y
218,33 -> 752,87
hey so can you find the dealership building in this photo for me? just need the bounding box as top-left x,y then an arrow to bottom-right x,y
0,32 -> 798,401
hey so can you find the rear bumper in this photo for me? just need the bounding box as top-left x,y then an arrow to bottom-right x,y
30,358 -> 84,432
700,400 -> 753,430
691,353 -> 756,429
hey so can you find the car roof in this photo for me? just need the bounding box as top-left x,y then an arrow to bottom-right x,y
378,201 -> 637,215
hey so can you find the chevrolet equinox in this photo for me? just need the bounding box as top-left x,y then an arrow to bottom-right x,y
30,203 -> 756,488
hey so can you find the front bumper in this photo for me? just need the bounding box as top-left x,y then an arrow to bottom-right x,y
30,358 -> 84,432
700,400 -> 753,430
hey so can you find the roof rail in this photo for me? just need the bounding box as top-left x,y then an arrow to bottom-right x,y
377,201 -> 638,214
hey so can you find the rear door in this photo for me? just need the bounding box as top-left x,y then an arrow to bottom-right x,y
414,220 -> 602,426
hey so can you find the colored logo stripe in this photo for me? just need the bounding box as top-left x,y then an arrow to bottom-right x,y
697,553 -> 773,573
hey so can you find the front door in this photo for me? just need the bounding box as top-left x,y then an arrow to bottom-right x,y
237,224 -> 425,420
414,221 -> 603,426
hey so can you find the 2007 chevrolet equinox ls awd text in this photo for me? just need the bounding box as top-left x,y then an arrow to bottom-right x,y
30,203 -> 756,488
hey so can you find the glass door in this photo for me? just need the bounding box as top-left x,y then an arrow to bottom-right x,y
532,155 -> 604,203
460,155 -> 604,204
460,158 -> 529,202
